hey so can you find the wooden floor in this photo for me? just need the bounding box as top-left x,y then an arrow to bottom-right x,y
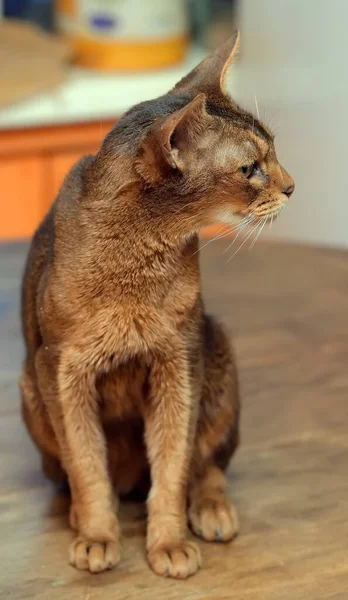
1,240 -> 348,599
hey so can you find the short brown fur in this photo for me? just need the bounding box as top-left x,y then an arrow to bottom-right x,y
21,33 -> 294,579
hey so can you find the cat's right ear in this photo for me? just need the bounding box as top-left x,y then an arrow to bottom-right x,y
139,94 -> 209,181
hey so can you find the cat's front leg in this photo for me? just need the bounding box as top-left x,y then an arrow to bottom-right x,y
36,346 -> 121,573
144,343 -> 201,579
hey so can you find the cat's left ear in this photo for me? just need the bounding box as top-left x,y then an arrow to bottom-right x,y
140,93 -> 209,178
173,31 -> 240,97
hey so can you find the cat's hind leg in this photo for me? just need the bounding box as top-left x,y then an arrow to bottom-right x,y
189,464 -> 239,542
189,315 -> 240,543
21,363 -> 66,484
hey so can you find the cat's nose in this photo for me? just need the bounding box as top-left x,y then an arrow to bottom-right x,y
283,182 -> 295,198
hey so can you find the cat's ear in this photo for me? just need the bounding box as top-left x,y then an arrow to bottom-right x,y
173,31 -> 240,96
140,93 -> 209,177
157,93 -> 208,170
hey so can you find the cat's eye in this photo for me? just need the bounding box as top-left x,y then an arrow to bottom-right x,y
241,162 -> 257,178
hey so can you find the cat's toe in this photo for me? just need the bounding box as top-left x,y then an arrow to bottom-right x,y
189,496 -> 238,542
69,537 -> 120,573
147,540 -> 201,579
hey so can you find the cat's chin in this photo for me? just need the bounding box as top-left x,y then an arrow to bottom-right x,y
267,205 -> 284,220
213,209 -> 245,228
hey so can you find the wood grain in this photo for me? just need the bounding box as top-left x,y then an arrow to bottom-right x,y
0,20 -> 72,109
1,240 -> 348,599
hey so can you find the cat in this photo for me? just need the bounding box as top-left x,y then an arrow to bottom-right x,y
20,32 -> 294,579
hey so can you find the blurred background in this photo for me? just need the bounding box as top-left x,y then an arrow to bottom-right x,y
0,0 -> 344,247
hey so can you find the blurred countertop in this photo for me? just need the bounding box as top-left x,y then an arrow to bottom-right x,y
0,47 -> 207,130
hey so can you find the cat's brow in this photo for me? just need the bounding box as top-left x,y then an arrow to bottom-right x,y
249,134 -> 269,158
247,122 -> 273,144
241,112 -> 273,142
205,99 -> 273,143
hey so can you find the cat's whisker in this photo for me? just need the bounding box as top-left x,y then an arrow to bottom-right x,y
233,212 -> 255,231
224,213 -> 254,235
192,227 -> 233,256
203,225 -> 226,241
254,92 -> 260,120
231,213 -> 254,233
223,215 -> 254,254
249,216 -> 267,250
193,213 -> 254,257
222,230 -> 243,255
242,212 -> 255,224
248,220 -> 263,251
226,220 -> 261,263
270,213 -> 274,228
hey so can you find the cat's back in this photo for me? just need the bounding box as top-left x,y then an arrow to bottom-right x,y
21,154 -> 94,353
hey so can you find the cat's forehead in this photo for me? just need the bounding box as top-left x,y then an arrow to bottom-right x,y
215,121 -> 271,158
206,98 -> 272,138
245,134 -> 270,157
207,127 -> 272,171
238,138 -> 264,160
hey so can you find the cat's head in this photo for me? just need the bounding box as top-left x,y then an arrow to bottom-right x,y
100,32 -> 294,236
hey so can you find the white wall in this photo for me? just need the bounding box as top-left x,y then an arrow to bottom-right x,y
234,0 -> 348,248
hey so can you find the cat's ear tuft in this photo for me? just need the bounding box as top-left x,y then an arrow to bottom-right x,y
139,93 -> 208,179
173,31 -> 240,97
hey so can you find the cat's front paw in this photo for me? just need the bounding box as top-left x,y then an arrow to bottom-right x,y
147,540 -> 202,579
69,537 -> 120,573
189,495 -> 238,542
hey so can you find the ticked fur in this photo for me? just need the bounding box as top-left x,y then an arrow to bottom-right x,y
21,33 -> 293,579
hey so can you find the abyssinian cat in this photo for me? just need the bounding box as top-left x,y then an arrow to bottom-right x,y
21,32 -> 294,579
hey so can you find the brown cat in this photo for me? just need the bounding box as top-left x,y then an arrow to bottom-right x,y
20,32 -> 294,579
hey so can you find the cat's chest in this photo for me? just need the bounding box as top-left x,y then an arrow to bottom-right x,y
71,256 -> 200,368
89,273 -> 199,358
127,272 -> 200,342
160,258 -> 199,308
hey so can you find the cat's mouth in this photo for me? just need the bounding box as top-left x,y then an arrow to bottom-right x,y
253,201 -> 285,221
266,206 -> 283,220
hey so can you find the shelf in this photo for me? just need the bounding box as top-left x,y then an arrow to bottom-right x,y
0,47 -> 207,130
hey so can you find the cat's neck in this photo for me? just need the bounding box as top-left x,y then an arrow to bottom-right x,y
85,153 -> 203,246
72,154 -> 201,282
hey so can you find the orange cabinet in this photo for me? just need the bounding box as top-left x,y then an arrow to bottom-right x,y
50,150 -> 94,200
0,156 -> 48,239
0,121 -> 114,241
